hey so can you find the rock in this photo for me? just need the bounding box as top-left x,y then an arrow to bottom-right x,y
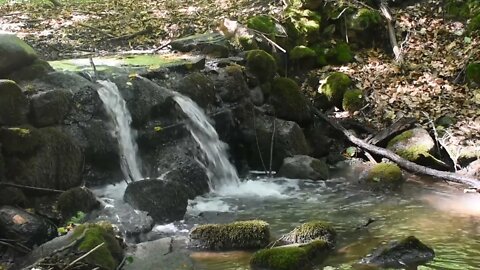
0,149 -> 5,182
57,187 -> 99,221
188,220 -> 270,250
283,8 -> 321,45
359,236 -> 435,268
362,162 -> 404,190
270,77 -> 312,125
278,155 -> 329,180
214,65 -> 250,103
0,79 -> 29,125
0,187 -> 27,207
77,120 -> 119,167
0,206 -> 56,248
0,34 -> 37,77
246,50 -> 276,84
0,126 -> 42,155
304,125 -> 332,158
281,221 -> 336,245
387,128 -> 435,162
317,72 -> 352,109
29,89 -> 72,127
459,159 -> 480,178
6,59 -> 54,82
247,15 -> 276,34
250,86 -> 265,105
5,127 -> 83,190
244,114 -> 310,170
173,72 -> 216,109
342,88 -> 364,112
466,62 -> 480,86
163,166 -> 209,199
124,179 -> 190,223
170,33 -> 230,57
250,240 -> 330,270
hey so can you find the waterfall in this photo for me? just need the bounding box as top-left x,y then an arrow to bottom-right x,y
97,80 -> 143,181
173,94 -> 240,190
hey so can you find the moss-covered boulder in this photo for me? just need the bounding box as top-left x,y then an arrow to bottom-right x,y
318,72 -> 352,108
0,34 -> 37,77
270,77 -> 312,125
188,220 -> 270,250
342,88 -> 364,112
57,187 -> 99,221
246,50 -> 277,83
214,64 -> 250,102
0,126 -> 42,155
247,15 -> 276,34
326,42 -> 353,64
350,8 -> 382,30
466,62 -> 480,85
364,162 -> 404,189
278,155 -> 329,180
387,128 -> 435,162
0,80 -> 29,125
250,240 -> 330,270
290,45 -> 316,61
281,221 -> 336,245
71,222 -> 124,270
173,72 -> 216,109
284,8 -> 322,46
30,89 -> 73,127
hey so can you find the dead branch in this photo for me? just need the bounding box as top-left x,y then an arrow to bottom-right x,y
380,1 -> 402,62
64,242 -> 105,270
0,182 -> 64,193
314,109 -> 480,189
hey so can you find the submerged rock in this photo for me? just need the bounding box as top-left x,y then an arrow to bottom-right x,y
0,206 -> 56,248
387,128 -> 435,162
277,155 -> 329,180
359,236 -> 435,268
0,34 -> 37,77
124,179 -> 190,223
0,79 -> 29,125
281,221 -> 336,245
188,220 -> 270,250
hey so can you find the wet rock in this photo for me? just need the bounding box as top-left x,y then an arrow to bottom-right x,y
188,220 -> 270,250
362,162 -> 404,190
0,149 -> 4,182
278,155 -> 329,180
170,32 -> 230,57
246,50 -> 276,84
359,236 -> 435,268
281,221 -> 336,245
124,179 -> 190,223
214,65 -> 250,103
250,240 -> 330,270
269,77 -> 312,125
304,125 -> 332,158
250,86 -> 264,105
0,187 -> 27,207
6,59 -> 54,82
0,34 -> 37,77
0,206 -> 56,248
0,80 -> 29,125
57,187 -> 99,221
29,89 -> 72,127
387,128 -> 435,163
0,126 -> 42,155
173,72 -> 216,109
244,114 -> 310,171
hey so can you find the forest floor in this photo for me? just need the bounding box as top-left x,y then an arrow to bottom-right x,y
0,0 -> 479,162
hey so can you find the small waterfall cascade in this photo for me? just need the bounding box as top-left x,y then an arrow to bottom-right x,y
173,93 -> 240,190
97,80 -> 143,181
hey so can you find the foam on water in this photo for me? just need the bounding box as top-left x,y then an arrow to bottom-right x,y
214,178 -> 300,198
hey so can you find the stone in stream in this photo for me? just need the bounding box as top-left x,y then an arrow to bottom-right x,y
361,162 -> 405,190
280,221 -> 336,246
358,236 -> 435,268
277,155 -> 329,180
188,220 -> 270,250
0,34 -> 37,77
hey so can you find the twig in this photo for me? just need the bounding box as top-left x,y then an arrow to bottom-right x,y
89,57 -> 98,82
422,112 -> 440,157
0,182 -> 64,193
64,242 -> 105,270
153,40 -> 172,52
364,151 -> 377,163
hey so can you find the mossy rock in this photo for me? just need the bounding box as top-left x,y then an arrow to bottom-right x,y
284,8 -> 322,45
246,50 -> 277,83
342,88 -> 364,112
468,13 -> 480,32
319,72 -> 352,108
57,187 -> 99,221
282,221 -> 336,245
466,62 -> 480,85
72,222 -> 123,270
325,42 -> 353,64
364,162 -> 404,188
30,89 -> 73,127
290,46 -> 316,61
6,59 -> 53,82
250,240 -> 330,270
270,77 -> 312,124
247,15 -> 276,34
350,8 -> 382,30
387,128 -> 435,162
174,72 -> 216,108
238,35 -> 259,50
0,34 -> 37,76
445,0 -> 479,19
188,220 -> 270,250
0,79 -> 29,125
0,126 -> 42,155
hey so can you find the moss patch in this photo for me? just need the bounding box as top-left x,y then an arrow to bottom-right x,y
366,162 -> 404,186
247,15 -> 276,34
246,50 -> 277,83
286,221 -> 336,244
350,8 -> 382,30
319,72 -> 352,107
342,89 -> 364,112
466,62 -> 480,85
270,77 -> 311,124
290,45 -> 316,60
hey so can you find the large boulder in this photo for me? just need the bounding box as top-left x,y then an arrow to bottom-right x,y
0,34 -> 37,77
124,179 -> 190,223
0,80 -> 29,125
173,72 -> 216,109
6,59 -> 54,82
188,220 -> 270,250
29,89 -> 73,127
0,126 -> 42,155
277,155 -> 329,180
244,114 -> 310,170
269,77 -> 312,125
359,236 -> 435,268
0,206 -> 56,248
387,128 -> 435,162
246,50 -> 277,84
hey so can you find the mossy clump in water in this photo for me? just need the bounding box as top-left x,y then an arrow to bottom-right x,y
466,62 -> 480,85
72,222 -> 123,270
188,220 -> 270,250
365,162 -> 404,187
342,88 -> 364,112
246,50 -> 277,83
285,221 -> 336,244
290,45 -> 316,61
247,15 -> 276,34
270,77 -> 311,124
319,72 -> 352,107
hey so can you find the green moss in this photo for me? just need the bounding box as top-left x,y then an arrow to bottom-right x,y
468,13 -> 480,32
350,8 -> 382,30
387,130 -> 414,148
387,129 -> 434,161
466,62 -> 480,85
271,77 -> 311,123
366,162 -> 403,186
445,0 -> 479,19
251,246 -> 309,270
246,50 -> 277,83
290,46 -> 316,60
284,8 -> 321,45
289,221 -> 336,244
247,15 -> 276,34
335,43 -> 353,63
342,89 -> 364,112
319,72 -> 352,107
238,36 -> 258,50
72,222 -> 123,270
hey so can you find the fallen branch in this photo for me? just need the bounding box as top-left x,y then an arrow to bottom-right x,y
314,109 -> 480,189
0,182 -> 64,193
64,242 -> 105,270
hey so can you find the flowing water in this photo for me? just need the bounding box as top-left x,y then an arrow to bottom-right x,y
97,80 -> 143,181
173,93 -> 240,190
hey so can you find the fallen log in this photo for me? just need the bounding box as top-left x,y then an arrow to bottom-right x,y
314,109 -> 480,189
